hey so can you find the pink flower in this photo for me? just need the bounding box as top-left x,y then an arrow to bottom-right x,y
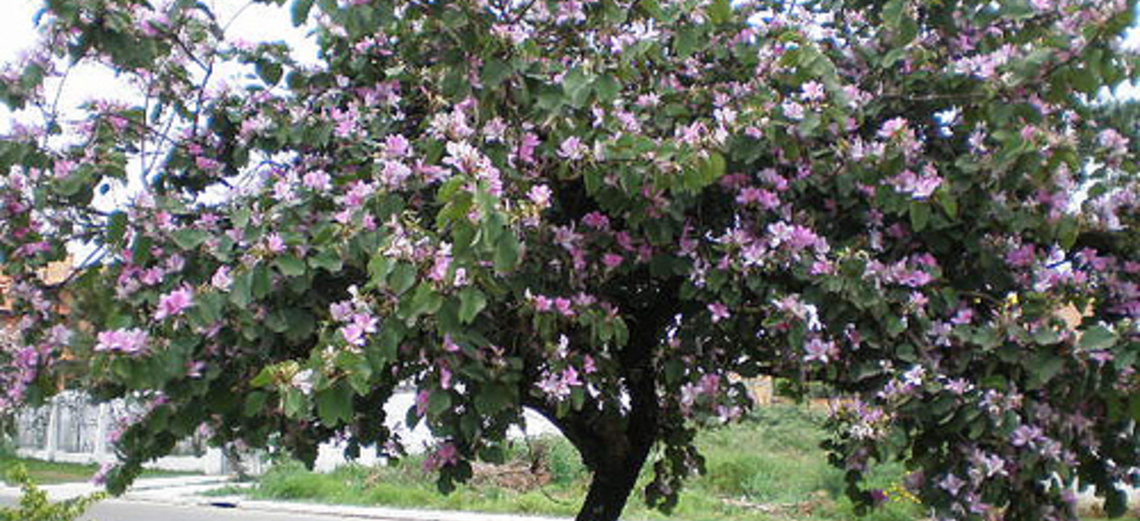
415,389 -> 430,417
878,117 -> 909,139
888,168 -> 942,199
341,313 -> 378,346
302,170 -> 331,191
528,185 -> 552,208
782,100 -> 805,120
383,134 -> 411,158
939,473 -> 966,496
95,328 -> 150,355
803,337 -> 837,364
154,287 -> 194,321
554,297 -> 575,317
582,211 -> 610,230
736,187 -> 780,209
602,253 -> 624,269
517,132 -> 540,163
557,136 -> 587,161
708,302 -> 730,323
265,233 -> 287,254
211,266 -> 232,290
800,80 -> 825,101
422,442 -> 460,472
562,366 -> 581,387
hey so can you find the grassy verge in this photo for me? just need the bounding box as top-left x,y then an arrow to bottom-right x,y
218,404 -> 1140,520
0,455 -> 199,485
0,457 -> 102,485
215,406 -> 925,521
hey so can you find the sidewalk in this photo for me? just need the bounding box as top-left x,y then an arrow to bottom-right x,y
0,474 -> 569,521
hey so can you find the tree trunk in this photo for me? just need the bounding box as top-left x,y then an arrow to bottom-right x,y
575,445 -> 652,521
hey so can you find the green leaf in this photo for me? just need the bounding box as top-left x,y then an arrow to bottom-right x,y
909,201 -> 931,232
256,60 -> 283,86
251,264 -> 272,299
389,262 -> 417,295
1055,217 -> 1079,249
708,0 -> 732,25
493,232 -> 520,272
316,383 -> 354,426
107,211 -> 129,244
562,67 -> 592,108
595,74 -> 621,103
428,391 -> 452,417
936,189 -> 958,219
230,269 -> 253,307
882,0 -> 904,29
244,392 -> 268,415
481,58 -> 512,89
232,207 -> 252,230
401,283 -> 444,322
458,288 -> 487,324
309,250 -> 343,273
674,25 -> 703,58
291,0 -> 314,27
474,383 -> 514,415
250,367 -> 275,388
276,255 -> 307,277
172,228 -> 209,250
1079,325 -> 1117,351
1026,352 -> 1064,390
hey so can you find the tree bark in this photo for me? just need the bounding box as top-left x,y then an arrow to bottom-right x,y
575,444 -> 652,521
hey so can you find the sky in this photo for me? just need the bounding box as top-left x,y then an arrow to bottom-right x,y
0,0 -> 316,136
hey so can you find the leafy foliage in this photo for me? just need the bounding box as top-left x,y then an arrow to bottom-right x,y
0,465 -> 104,521
1,0 -> 1139,519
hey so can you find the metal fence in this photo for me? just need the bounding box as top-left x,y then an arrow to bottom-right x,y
11,391 -> 235,475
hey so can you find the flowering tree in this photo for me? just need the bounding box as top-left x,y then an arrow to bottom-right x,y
2,0 -> 1139,519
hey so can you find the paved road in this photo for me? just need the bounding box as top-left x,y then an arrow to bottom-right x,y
1,497 -> 375,521
81,500 -> 364,521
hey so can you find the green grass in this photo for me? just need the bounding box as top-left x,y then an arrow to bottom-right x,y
0,455 -> 200,485
0,457 -> 102,485
224,404 -> 1140,520
226,405 -> 927,521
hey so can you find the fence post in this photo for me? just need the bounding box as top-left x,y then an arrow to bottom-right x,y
44,397 -> 60,461
93,402 -> 109,462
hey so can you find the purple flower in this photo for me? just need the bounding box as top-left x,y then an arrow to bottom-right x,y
422,442 -> 460,472
1011,424 -> 1043,447
888,168 -> 942,200
383,134 -> 411,158
340,313 -> 378,346
415,389 -> 430,417
800,80 -> 826,101
782,100 -> 805,120
265,233 -> 286,254
1005,244 -> 1036,268
558,136 -> 587,161
302,170 -> 331,192
211,266 -> 232,290
708,302 -> 730,323
878,117 -> 909,139
528,185 -> 552,208
803,337 -> 837,364
154,287 -> 193,321
939,473 -> 966,496
291,369 -> 315,395
95,328 -> 150,355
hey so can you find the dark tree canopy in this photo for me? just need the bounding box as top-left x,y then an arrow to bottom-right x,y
1,0 -> 1139,520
